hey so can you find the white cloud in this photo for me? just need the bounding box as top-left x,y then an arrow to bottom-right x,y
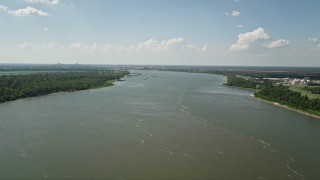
8,6 -> 49,17
43,42 -> 63,50
162,38 -> 186,48
237,24 -> 244,28
24,0 -> 60,5
201,45 -> 208,52
267,39 -> 290,49
230,27 -> 269,51
1,4 -> 49,17
128,38 -> 204,53
225,10 -> 240,17
160,38 -> 188,52
13,38 -> 206,55
17,42 -> 63,51
133,38 -> 161,52
17,43 -> 34,50
43,27 -> 49,31
69,43 -> 90,51
308,38 -> 317,43
98,44 -> 123,52
0,5 -> 8,12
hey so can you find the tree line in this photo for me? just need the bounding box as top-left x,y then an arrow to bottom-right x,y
255,83 -> 320,113
0,71 -> 128,103
225,74 -> 259,89
224,75 -> 320,115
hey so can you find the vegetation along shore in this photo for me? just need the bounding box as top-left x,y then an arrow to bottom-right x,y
0,70 -> 129,103
252,94 -> 320,119
163,67 -> 320,119
225,74 -> 320,119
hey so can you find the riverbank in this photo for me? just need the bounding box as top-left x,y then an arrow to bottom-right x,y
0,71 -> 128,104
225,85 -> 256,91
217,73 -> 320,120
251,94 -> 320,119
0,79 -> 119,105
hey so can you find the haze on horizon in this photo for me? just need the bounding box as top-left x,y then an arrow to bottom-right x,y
0,0 -> 320,66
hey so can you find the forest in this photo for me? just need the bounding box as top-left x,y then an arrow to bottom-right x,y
224,75 -> 320,115
225,74 -> 259,89
0,71 -> 128,103
255,84 -> 320,112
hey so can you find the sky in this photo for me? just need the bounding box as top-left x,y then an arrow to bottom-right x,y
0,0 -> 320,66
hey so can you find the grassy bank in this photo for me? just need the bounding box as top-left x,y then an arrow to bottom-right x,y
288,85 -> 320,99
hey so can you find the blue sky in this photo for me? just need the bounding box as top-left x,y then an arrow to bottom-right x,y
0,0 -> 320,66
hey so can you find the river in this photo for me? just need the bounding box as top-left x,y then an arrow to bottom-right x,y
0,70 -> 320,179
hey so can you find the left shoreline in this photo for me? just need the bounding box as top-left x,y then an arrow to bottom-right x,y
0,78 -> 120,104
